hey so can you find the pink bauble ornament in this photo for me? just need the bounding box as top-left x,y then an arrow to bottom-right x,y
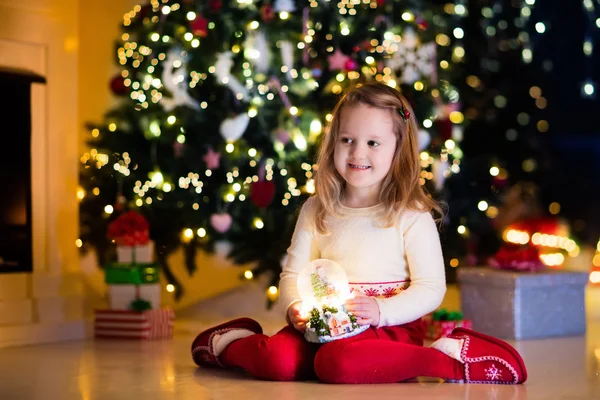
327,49 -> 350,71
344,59 -> 359,71
275,128 -> 291,145
210,213 -> 232,233
114,194 -> 127,211
173,142 -> 185,158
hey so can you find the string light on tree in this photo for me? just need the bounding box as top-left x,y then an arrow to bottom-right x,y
582,82 -> 595,97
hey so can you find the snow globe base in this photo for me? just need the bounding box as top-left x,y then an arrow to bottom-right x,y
304,304 -> 370,344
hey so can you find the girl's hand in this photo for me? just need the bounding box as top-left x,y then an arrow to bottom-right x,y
287,301 -> 308,333
345,293 -> 380,327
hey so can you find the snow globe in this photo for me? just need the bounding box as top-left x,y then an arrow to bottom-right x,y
297,259 -> 369,343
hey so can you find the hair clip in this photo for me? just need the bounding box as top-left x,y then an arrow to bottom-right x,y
398,107 -> 411,123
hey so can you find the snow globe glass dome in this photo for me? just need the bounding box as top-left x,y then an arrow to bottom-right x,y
297,259 -> 369,343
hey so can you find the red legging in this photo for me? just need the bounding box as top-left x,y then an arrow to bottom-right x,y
220,319 -> 463,383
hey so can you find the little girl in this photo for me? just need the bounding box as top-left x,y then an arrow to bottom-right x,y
191,82 -> 527,384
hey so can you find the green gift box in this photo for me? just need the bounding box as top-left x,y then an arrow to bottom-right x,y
104,262 -> 160,284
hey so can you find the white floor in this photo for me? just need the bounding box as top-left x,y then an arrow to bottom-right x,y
1,283 -> 599,400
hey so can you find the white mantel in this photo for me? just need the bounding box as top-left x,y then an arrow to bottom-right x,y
0,0 -> 87,348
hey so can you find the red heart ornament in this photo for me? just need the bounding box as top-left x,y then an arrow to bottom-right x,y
250,180 -> 276,208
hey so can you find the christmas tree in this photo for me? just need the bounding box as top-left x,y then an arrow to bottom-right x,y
440,0 -> 595,277
79,0 -> 466,302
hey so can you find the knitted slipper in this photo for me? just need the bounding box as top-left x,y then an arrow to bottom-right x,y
191,317 -> 263,368
431,327 -> 527,384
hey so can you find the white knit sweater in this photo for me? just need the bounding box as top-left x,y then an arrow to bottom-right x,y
279,197 -> 447,327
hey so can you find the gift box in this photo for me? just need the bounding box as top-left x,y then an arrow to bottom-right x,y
423,309 -> 473,341
458,267 -> 588,339
94,308 -> 174,339
104,262 -> 160,285
107,210 -> 153,263
116,241 -> 154,264
108,283 -> 161,310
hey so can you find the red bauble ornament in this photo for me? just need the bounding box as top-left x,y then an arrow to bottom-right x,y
250,180 -> 276,208
261,5 -> 275,22
110,75 -> 127,96
114,195 -> 127,211
190,15 -> 209,37
436,118 -> 453,141
358,40 -> 372,52
492,175 -> 509,189
138,4 -> 153,20
208,0 -> 222,12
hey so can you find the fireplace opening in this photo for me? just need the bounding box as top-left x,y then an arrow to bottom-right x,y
0,67 -> 45,273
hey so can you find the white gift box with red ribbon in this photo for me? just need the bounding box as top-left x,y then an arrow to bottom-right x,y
108,283 -> 161,310
116,241 -> 154,264
94,308 -> 174,339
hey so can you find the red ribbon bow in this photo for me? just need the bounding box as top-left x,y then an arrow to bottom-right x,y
107,210 -> 150,246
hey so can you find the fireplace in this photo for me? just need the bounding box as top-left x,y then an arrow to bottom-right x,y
0,66 -> 45,273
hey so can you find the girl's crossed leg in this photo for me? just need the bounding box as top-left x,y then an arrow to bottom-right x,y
314,323 -> 463,384
221,325 -> 318,381
192,318 -> 318,381
314,322 -> 528,384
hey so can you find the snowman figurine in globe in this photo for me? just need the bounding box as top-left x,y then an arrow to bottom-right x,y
297,259 -> 369,343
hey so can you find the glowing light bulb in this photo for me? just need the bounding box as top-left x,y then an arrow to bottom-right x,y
310,119 -> 322,135
535,22 -> 546,33
478,201 -> 488,211
583,82 -> 595,96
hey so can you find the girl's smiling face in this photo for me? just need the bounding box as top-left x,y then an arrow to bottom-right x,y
334,104 -> 398,204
